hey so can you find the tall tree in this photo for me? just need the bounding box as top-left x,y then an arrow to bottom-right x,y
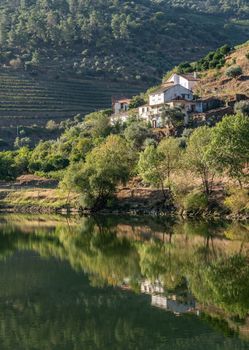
185,126 -> 215,194
208,114 -> 249,187
65,135 -> 133,211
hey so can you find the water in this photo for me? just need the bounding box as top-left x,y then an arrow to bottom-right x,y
0,214 -> 249,349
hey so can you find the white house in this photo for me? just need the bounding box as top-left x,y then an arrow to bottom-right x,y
138,83 -> 194,128
110,72 -> 198,128
166,73 -> 199,91
149,83 -> 193,107
112,97 -> 131,114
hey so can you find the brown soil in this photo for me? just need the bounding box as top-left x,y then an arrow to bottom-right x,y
195,42 -> 249,99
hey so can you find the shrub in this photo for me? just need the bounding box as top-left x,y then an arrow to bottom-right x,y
234,101 -> 249,116
224,189 -> 249,214
129,95 -> 145,109
14,137 -> 31,149
245,52 -> 249,60
226,65 -> 242,78
183,191 -> 209,212
46,120 -> 58,130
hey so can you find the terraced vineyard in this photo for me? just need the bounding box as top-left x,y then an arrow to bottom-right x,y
0,71 -> 146,126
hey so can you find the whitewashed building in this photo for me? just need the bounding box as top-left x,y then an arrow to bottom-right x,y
138,83 -> 194,128
149,83 -> 193,106
112,98 -> 131,114
166,73 -> 199,91
110,72 -> 199,128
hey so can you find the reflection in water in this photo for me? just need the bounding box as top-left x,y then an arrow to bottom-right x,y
0,215 -> 249,349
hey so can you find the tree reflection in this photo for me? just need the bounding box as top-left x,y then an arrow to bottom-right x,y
0,216 -> 248,336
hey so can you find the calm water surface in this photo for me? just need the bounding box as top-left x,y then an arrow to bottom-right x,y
0,215 -> 249,349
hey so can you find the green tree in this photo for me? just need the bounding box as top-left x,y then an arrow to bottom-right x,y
226,65 -> 242,78
161,106 -> 185,128
129,95 -> 146,109
124,122 -> 151,151
234,101 -> 249,116
0,152 -> 17,180
138,138 -> 181,197
185,126 -> 215,194
208,114 -> 249,187
158,137 -> 182,185
84,110 -> 112,139
65,135 -> 133,211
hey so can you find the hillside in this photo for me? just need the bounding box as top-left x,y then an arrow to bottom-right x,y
194,41 -> 249,98
0,70 -> 145,125
0,70 -> 145,148
0,0 -> 249,83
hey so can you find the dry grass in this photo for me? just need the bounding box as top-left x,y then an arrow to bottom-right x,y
195,42 -> 249,98
0,188 -> 79,208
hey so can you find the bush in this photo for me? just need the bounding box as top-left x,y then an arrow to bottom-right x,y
226,65 -> 242,78
224,189 -> 249,214
234,101 -> 249,116
183,191 -> 209,212
46,120 -> 58,130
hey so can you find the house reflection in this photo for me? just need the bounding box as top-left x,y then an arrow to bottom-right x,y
141,280 -> 199,316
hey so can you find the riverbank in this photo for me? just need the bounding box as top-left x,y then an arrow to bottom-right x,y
0,175 -> 248,220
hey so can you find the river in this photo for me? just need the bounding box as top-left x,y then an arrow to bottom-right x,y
0,214 -> 249,349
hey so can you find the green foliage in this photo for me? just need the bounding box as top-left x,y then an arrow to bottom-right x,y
14,137 -> 31,149
184,126 -> 215,194
69,137 -> 93,162
195,45 -> 231,71
226,65 -> 243,78
84,110 -> 112,139
0,151 -> 18,180
138,138 -> 182,195
203,255 -> 249,318
129,95 -> 146,109
46,120 -> 58,131
161,106 -> 185,128
234,100 -> 249,116
183,190 -> 209,212
173,44 -> 231,75
65,135 -> 133,210
28,141 -> 69,173
0,147 -> 30,180
124,122 -> 152,151
224,188 -> 249,214
138,145 -> 165,191
208,114 -> 249,186
0,1 -> 247,82
176,62 -> 194,74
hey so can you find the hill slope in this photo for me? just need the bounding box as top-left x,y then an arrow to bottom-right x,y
0,70 -> 145,126
194,41 -> 249,98
0,0 -> 249,83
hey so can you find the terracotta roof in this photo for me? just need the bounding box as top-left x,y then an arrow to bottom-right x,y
116,98 -> 131,103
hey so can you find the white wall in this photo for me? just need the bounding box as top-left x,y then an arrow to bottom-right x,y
114,102 -> 121,114
149,85 -> 193,106
168,74 -> 197,91
149,92 -> 165,106
114,102 -> 129,114
164,85 -> 193,101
